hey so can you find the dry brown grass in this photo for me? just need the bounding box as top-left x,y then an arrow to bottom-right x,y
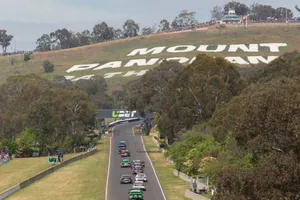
0,24 -> 299,89
0,153 -> 83,193
7,136 -> 110,200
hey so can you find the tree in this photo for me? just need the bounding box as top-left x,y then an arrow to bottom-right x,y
171,10 -> 197,30
43,60 -> 55,73
0,30 -> 13,54
75,75 -> 107,96
27,87 -> 96,152
296,5 -> 300,12
249,3 -> 276,20
92,22 -> 114,43
52,76 -> 73,88
123,19 -> 139,38
158,19 -> 170,32
35,34 -> 52,52
123,61 -> 183,135
0,74 -> 53,140
50,28 -> 79,49
157,54 -> 247,143
142,27 -> 153,35
224,1 -> 249,16
76,30 -> 92,46
113,28 -> 123,40
211,5 -> 224,20
17,128 -> 36,157
210,78 -> 300,199
275,7 -> 293,20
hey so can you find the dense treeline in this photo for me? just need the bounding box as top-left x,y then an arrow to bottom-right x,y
34,1 -> 297,52
0,1 -> 297,53
121,52 -> 300,199
211,1 -> 294,20
0,74 -> 118,157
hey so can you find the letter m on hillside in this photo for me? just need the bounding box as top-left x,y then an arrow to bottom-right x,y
127,47 -> 166,56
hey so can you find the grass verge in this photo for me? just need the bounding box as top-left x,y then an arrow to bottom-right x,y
142,136 -> 190,200
0,152 -> 84,193
6,136 -> 110,200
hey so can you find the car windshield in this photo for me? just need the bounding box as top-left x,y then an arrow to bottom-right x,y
134,183 -> 143,186
137,174 -> 144,177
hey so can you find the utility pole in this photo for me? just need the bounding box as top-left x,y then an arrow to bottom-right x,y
286,8 -> 288,23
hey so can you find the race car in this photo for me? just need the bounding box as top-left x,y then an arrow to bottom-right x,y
118,141 -> 127,148
120,174 -> 133,184
135,173 -> 147,182
128,189 -> 144,200
119,146 -> 127,154
131,162 -> 144,170
121,159 -> 131,168
121,150 -> 130,157
132,160 -> 145,167
132,181 -> 146,191
132,165 -> 144,174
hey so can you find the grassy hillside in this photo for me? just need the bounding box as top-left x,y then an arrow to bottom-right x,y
1,24 -> 299,92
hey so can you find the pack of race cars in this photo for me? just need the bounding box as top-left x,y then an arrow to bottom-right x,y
118,141 -> 146,200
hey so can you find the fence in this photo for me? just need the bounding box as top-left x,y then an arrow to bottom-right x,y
0,148 -> 97,200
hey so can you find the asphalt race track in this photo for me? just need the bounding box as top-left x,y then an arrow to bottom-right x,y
106,121 -> 166,200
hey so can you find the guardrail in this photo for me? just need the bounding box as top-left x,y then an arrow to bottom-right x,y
0,148 -> 97,199
108,118 -> 141,128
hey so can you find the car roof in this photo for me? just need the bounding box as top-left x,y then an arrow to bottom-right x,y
129,189 -> 142,193
119,141 -> 126,143
121,174 -> 131,177
135,181 -> 144,183
136,173 -> 145,176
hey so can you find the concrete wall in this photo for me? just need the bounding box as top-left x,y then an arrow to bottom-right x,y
185,190 -> 210,200
0,148 -> 97,200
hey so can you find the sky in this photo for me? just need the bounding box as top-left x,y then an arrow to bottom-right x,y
0,0 -> 299,51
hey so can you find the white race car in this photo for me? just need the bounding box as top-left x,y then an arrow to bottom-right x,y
132,181 -> 146,191
135,173 -> 147,182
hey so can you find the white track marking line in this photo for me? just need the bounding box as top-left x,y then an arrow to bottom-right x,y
105,126 -> 114,200
139,134 -> 167,200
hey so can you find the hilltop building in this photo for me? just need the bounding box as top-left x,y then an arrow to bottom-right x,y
221,9 -> 242,24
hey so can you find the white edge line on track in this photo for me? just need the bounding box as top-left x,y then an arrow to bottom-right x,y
105,125 -> 116,200
134,126 -> 167,200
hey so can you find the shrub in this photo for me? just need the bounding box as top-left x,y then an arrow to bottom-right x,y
1,139 -> 18,156
61,136 -> 73,153
159,143 -> 166,148
43,60 -> 55,73
17,128 -> 36,157
24,53 -> 31,61
83,137 -> 91,146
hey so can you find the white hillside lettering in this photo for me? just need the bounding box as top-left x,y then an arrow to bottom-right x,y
124,58 -> 159,67
127,47 -> 166,56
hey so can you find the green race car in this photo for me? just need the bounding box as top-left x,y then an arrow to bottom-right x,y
121,159 -> 131,168
128,189 -> 144,200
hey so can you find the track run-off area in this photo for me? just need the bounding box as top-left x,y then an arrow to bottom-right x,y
105,122 -> 166,200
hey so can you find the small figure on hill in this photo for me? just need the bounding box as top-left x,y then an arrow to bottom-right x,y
57,151 -> 64,162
